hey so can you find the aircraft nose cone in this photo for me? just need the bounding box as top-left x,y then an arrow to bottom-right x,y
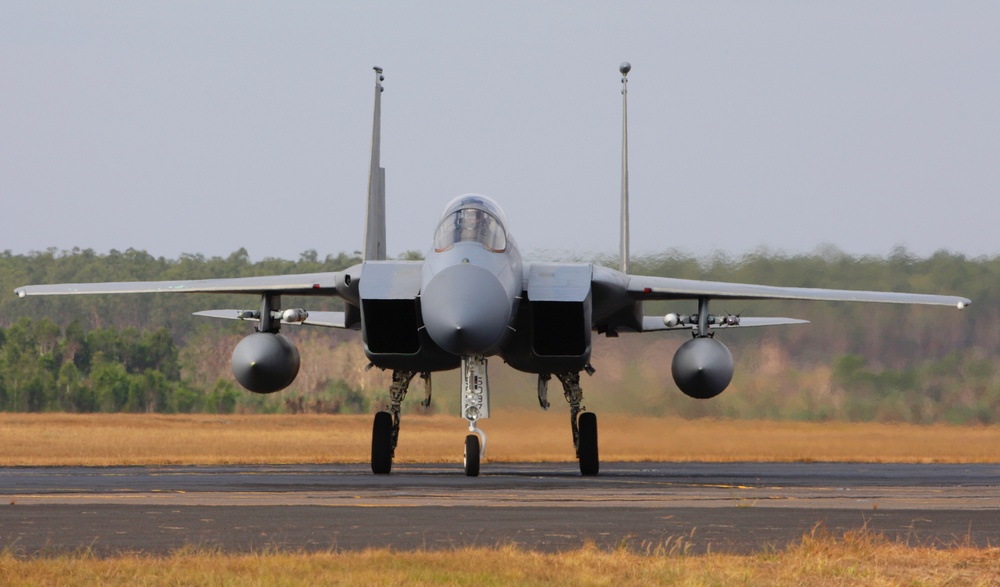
421,264 -> 511,356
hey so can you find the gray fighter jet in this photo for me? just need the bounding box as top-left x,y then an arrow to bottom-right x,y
15,65 -> 970,477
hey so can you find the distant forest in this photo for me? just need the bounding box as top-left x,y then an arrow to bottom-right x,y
1,246 -> 998,424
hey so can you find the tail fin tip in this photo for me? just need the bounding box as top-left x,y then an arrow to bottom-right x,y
364,67 -> 387,261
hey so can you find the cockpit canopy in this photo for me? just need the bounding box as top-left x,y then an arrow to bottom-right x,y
433,194 -> 508,253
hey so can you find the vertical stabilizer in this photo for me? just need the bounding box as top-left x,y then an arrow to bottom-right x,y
619,62 -> 631,274
364,67 -> 387,261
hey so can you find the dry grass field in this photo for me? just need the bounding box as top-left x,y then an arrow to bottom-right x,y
2,411 -> 999,465
2,527 -> 999,586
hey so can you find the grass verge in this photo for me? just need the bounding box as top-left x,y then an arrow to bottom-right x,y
2,411 -> 999,466
2,526 -> 999,586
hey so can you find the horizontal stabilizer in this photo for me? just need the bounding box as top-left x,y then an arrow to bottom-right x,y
641,316 -> 809,332
194,309 -> 352,329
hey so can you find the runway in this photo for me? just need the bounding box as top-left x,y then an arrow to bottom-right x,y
3,462 -> 999,555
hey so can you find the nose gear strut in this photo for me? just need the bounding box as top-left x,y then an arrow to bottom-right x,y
461,356 -> 489,477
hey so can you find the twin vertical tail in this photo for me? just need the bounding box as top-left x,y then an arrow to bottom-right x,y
364,64 -> 627,267
619,62 -> 631,274
364,67 -> 387,261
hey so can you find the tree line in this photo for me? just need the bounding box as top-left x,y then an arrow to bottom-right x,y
0,318 -> 232,413
0,245 -> 997,422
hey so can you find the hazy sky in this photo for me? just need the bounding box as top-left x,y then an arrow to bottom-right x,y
2,2 -> 998,262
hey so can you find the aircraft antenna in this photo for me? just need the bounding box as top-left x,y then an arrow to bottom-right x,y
619,62 -> 631,274
364,66 -> 387,261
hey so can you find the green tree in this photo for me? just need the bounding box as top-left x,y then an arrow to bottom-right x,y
57,362 -> 93,412
205,379 -> 240,414
91,361 -> 131,412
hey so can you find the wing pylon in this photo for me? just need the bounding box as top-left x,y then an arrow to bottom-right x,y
194,309 -> 351,329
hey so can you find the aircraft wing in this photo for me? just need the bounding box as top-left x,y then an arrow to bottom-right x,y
627,275 -> 971,309
14,271 -> 344,298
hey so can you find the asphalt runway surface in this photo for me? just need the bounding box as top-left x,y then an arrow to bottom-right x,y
3,462 -> 1000,555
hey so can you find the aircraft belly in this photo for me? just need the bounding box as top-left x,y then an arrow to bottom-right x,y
364,332 -> 461,372
500,344 -> 592,375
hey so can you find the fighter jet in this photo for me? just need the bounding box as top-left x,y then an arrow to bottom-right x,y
15,65 -> 970,477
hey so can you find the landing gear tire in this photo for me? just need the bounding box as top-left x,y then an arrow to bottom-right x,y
464,434 -> 481,477
577,412 -> 599,476
371,411 -> 393,475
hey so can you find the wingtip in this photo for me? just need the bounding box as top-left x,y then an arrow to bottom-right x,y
14,289 -> 25,298
958,299 -> 971,310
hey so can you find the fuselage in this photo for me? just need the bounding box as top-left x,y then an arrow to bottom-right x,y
420,194 -> 523,357
358,193 -> 596,375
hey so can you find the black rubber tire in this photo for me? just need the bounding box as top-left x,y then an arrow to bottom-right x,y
578,412 -> 599,476
371,411 -> 393,475
464,434 -> 481,477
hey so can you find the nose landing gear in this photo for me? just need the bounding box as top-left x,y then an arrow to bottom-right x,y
461,356 -> 489,477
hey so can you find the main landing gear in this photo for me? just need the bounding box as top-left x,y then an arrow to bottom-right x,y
372,361 -> 599,477
539,368 -> 600,476
371,370 -> 429,475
